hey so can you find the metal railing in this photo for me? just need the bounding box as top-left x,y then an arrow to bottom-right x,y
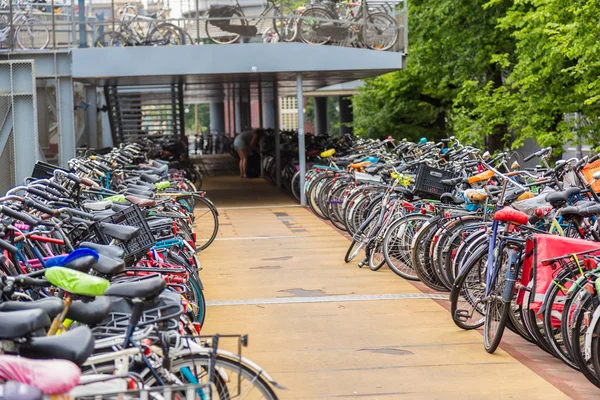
0,0 -> 407,52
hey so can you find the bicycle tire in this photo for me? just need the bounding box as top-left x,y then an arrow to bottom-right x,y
146,353 -> 279,399
272,5 -> 297,42
297,6 -> 334,45
450,243 -> 487,330
194,196 -> 219,251
205,9 -> 245,44
16,18 -> 49,50
382,214 -> 431,280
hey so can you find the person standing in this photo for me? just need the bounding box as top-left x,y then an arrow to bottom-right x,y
233,129 -> 259,178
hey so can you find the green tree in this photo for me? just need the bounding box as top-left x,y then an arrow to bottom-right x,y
184,104 -> 210,134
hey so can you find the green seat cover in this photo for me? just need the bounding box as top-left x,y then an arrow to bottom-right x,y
155,181 -> 171,190
45,267 -> 110,297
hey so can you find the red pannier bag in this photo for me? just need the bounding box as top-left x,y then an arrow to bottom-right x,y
518,234 -> 600,326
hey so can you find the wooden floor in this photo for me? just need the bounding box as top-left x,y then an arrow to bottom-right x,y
197,155 -> 597,399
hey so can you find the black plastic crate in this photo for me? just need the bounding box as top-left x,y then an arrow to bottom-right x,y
31,161 -> 68,180
74,205 -> 156,263
413,165 -> 456,200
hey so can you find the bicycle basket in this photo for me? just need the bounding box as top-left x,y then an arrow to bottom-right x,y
413,165 -> 456,200
208,5 -> 235,27
31,161 -> 68,180
76,205 -> 156,263
581,159 -> 600,193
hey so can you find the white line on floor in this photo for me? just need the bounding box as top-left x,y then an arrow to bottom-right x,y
218,204 -> 300,210
206,293 -> 449,306
213,235 -> 308,241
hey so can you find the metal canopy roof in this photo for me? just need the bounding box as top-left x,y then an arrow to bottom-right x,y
71,43 -> 404,101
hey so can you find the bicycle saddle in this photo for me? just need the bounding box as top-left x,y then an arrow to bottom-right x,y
80,242 -> 125,261
440,192 -> 465,205
67,296 -> 112,326
126,195 -> 157,208
468,170 -> 494,184
92,254 -> 126,275
546,187 -> 581,206
45,267 -> 110,298
99,222 -> 140,241
140,173 -> 161,184
494,207 -> 529,225
83,200 -> 113,211
104,275 -> 166,299
19,326 -> 95,367
464,189 -> 487,203
0,309 -> 50,339
0,355 -> 81,395
111,202 -> 131,212
0,297 -> 64,320
440,177 -> 464,186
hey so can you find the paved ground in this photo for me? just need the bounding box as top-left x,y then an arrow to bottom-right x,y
197,155 -> 597,399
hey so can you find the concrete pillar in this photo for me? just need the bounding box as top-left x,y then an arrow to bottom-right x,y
314,96 -> 328,135
339,95 -> 353,136
209,102 -> 225,134
261,85 -> 275,129
297,73 -> 306,206
234,93 -> 241,133
57,77 -> 76,167
85,85 -> 98,148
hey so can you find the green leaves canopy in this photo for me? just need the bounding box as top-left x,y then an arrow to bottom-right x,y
353,0 -> 600,152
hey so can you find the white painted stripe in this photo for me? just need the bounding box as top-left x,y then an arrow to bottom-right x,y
218,204 -> 300,210
206,293 -> 449,306
214,235 -> 308,241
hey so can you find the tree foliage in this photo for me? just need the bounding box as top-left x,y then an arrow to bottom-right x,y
353,0 -> 600,152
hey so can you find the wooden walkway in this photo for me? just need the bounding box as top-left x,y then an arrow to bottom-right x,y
197,155 -> 596,399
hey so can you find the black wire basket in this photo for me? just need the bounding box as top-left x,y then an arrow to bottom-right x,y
74,205 -> 156,263
413,165 -> 456,200
31,161 -> 68,180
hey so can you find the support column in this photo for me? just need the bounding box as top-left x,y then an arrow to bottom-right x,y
339,95 -> 353,136
234,92 -> 241,133
297,73 -> 306,206
209,102 -> 225,133
85,85 -> 98,148
57,77 -> 76,166
262,84 -> 275,129
314,96 -> 328,136
273,83 -> 281,188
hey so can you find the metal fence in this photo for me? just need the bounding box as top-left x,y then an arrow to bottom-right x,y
0,0 -> 407,52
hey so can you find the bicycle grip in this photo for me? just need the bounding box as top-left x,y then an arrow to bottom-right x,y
24,199 -> 58,217
523,152 -> 537,162
47,181 -> 69,194
589,153 -> 600,164
61,207 -> 94,220
67,173 -> 82,184
16,275 -> 51,288
0,238 -> 18,254
27,187 -> 53,201
0,206 -> 40,226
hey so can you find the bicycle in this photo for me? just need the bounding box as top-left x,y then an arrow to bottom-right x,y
205,0 -> 297,44
0,3 -> 49,50
95,5 -> 181,47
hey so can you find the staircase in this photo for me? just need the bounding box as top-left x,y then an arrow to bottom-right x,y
104,83 -> 186,145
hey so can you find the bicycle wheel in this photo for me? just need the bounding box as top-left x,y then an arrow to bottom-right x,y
483,246 -> 512,354
147,353 -> 279,400
410,217 -> 448,291
360,12 -> 398,50
194,196 -> 219,251
98,30 -> 129,47
450,243 -> 487,330
290,171 -> 301,201
205,9 -> 245,44
297,7 -> 333,45
272,6 -> 297,42
569,294 -> 600,387
345,212 -> 378,263
382,214 -> 431,280
148,23 -> 181,45
368,242 -> 386,271
16,18 -> 49,50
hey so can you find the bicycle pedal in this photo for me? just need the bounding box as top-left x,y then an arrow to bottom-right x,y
454,309 -> 471,322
